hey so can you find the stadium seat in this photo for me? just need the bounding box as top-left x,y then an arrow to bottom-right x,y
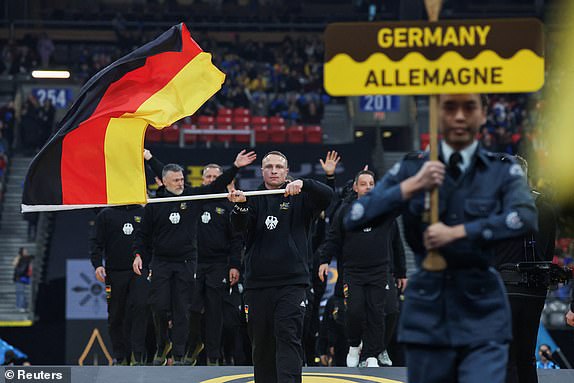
233,116 -> 251,126
269,116 -> 285,126
420,133 -> 430,150
251,116 -> 268,127
218,107 -> 233,117
233,107 -> 250,117
234,123 -> 251,144
216,124 -> 233,145
287,125 -> 304,144
197,115 -> 215,125
198,123 -> 215,143
254,125 -> 269,144
145,126 -> 163,143
305,125 -> 322,144
162,124 -> 180,144
180,123 -> 197,144
216,115 -> 233,125
269,125 -> 287,143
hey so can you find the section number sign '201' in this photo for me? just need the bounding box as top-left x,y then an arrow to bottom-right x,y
324,19 -> 544,96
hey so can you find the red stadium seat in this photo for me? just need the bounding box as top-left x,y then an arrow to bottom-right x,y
269,125 -> 287,143
251,116 -> 268,127
162,124 -> 180,144
233,116 -> 251,126
269,116 -> 285,126
216,115 -> 233,125
234,124 -> 251,144
145,126 -> 163,143
198,124 -> 215,143
233,107 -> 250,117
287,125 -> 304,144
254,125 -> 269,144
216,124 -> 233,144
197,115 -> 215,125
218,107 -> 233,117
180,123 -> 197,144
305,125 -> 322,144
420,133 -> 430,150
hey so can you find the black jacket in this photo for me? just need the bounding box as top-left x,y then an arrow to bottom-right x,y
320,200 -> 405,283
91,205 -> 145,270
134,165 -> 239,263
198,199 -> 243,269
493,190 -> 557,267
230,179 -> 333,289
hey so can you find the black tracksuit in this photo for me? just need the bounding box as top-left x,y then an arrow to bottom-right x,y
133,165 -> 239,357
493,191 -> 557,383
320,200 -> 403,361
230,179 -> 333,383
191,198 -> 243,361
90,205 -> 146,361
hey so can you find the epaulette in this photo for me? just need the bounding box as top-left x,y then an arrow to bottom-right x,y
403,151 -> 427,160
485,151 -> 514,162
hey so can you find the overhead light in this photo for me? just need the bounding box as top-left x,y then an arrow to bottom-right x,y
355,130 -> 364,138
383,131 -> 392,138
31,70 -> 71,79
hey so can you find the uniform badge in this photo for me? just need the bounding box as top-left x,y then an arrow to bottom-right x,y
105,284 -> 111,300
265,215 -> 279,230
134,215 -> 141,223
122,223 -> 134,235
505,211 -> 523,230
279,202 -> 290,210
349,203 -> 365,221
215,207 -> 225,215
180,202 -> 187,210
201,211 -> 211,224
509,164 -> 525,177
169,212 -> 181,224
244,304 -> 249,322
389,162 -> 401,176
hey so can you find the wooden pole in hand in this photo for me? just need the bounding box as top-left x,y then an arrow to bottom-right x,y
422,0 -> 447,271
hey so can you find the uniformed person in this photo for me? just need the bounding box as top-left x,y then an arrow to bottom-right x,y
133,150 -> 256,365
188,163 -> 243,366
344,94 -> 537,383
91,204 -> 146,365
493,156 -> 557,383
228,151 -> 333,383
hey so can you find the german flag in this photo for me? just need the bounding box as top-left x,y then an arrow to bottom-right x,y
22,24 -> 225,212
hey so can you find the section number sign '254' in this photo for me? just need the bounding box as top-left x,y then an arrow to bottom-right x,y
324,19 -> 544,96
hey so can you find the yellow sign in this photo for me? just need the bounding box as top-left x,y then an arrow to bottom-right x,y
324,19 -> 544,95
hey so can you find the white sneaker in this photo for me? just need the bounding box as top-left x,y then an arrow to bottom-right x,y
378,350 -> 393,366
365,357 -> 379,367
346,346 -> 361,367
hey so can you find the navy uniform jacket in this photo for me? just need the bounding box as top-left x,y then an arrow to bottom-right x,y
344,143 -> 537,346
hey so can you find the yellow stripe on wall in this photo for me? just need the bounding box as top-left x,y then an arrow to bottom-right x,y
123,52 -> 226,127
104,118 -> 148,204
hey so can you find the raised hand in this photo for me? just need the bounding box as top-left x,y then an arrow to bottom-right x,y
319,151 -> 341,176
234,150 -> 257,168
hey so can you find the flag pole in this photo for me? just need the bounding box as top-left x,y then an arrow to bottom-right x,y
422,0 -> 447,271
21,189 -> 286,213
